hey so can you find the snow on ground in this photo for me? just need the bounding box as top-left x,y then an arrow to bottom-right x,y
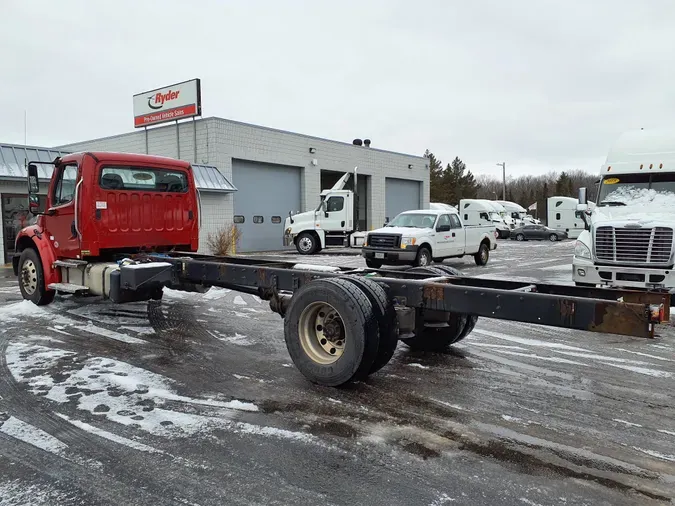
56,413 -> 162,454
0,479 -> 73,506
5,342 -> 326,446
0,416 -> 69,457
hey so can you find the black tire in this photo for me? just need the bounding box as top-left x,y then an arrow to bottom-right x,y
18,248 -> 55,306
344,276 -> 398,374
549,234 -> 558,242
516,233 -> 525,241
295,232 -> 318,255
413,246 -> 432,267
474,242 -> 490,266
284,278 -> 380,386
417,264 -> 478,345
400,266 -> 468,352
365,259 -> 383,269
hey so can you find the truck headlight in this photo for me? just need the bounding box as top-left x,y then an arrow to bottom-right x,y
574,241 -> 591,259
401,237 -> 416,249
284,228 -> 292,235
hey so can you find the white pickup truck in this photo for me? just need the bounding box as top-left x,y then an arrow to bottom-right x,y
361,209 -> 497,268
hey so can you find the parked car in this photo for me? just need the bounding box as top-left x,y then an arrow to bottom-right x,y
510,224 -> 568,242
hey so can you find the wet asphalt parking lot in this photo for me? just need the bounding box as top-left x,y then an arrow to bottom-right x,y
0,240 -> 674,506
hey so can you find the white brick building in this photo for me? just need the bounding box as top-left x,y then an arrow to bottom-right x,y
0,117 -> 429,259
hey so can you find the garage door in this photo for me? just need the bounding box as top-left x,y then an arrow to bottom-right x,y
232,160 -> 302,252
385,178 -> 421,221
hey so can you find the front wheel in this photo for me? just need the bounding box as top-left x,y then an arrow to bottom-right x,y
18,248 -> 55,306
474,242 -> 490,266
413,247 -> 432,267
296,232 -> 318,255
549,234 -> 558,242
516,233 -> 525,241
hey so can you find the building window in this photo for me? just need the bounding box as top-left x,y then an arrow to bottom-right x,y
233,215 -> 245,224
253,216 -> 264,224
271,216 -> 281,224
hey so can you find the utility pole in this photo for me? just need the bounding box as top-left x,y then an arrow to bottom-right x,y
496,162 -> 506,200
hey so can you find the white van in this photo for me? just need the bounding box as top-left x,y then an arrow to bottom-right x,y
547,196 -> 584,239
459,199 -> 511,238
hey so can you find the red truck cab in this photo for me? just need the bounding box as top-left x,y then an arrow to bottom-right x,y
14,152 -> 200,304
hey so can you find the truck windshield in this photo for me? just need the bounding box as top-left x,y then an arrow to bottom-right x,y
489,212 -> 502,222
387,213 -> 437,228
598,173 -> 675,206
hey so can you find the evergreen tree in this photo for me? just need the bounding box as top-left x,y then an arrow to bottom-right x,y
442,157 -> 480,203
424,150 -> 451,204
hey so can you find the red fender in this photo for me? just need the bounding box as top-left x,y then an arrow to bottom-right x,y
15,225 -> 61,288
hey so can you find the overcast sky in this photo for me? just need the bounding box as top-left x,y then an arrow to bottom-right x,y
2,0 -> 674,178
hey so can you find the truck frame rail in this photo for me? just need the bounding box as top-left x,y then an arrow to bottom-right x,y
147,252 -> 669,340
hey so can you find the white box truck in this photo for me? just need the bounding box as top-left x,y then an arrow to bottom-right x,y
573,128 -> 675,289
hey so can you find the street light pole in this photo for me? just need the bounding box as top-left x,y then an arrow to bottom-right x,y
496,162 -> 506,200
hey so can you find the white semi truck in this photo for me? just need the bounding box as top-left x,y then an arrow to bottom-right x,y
459,199 -> 511,238
547,196 -> 585,239
283,169 -> 366,254
573,128 -> 675,289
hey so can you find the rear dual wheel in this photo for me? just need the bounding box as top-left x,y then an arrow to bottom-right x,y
284,277 -> 398,386
400,265 -> 478,351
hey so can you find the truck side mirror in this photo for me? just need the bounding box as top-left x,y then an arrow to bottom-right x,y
437,224 -> 451,232
578,187 -> 587,205
27,164 -> 43,213
28,164 -> 39,193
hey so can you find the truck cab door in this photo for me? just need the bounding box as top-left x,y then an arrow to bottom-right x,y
434,214 -> 454,256
318,194 -> 350,232
43,163 -> 81,258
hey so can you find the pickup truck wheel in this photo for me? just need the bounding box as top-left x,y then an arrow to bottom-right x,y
18,248 -> 55,306
423,264 -> 478,344
296,232 -> 318,255
344,276 -> 398,374
413,247 -> 432,267
366,259 -> 383,269
284,278 -> 380,386
515,233 -> 525,241
549,234 -> 558,242
474,242 -> 490,266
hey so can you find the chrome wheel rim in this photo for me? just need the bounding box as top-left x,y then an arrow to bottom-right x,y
21,259 -> 38,295
298,237 -> 313,252
549,235 -> 556,242
419,252 -> 430,266
298,302 -> 345,364
481,247 -> 488,262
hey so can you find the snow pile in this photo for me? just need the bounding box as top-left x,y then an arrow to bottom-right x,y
0,300 -> 50,323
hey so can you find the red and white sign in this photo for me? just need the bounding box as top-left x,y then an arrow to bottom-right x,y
133,79 -> 201,128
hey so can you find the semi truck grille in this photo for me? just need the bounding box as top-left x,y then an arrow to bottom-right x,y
368,234 -> 400,249
594,226 -> 674,265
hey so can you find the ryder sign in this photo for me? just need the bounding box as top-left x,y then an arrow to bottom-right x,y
133,79 -> 202,128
